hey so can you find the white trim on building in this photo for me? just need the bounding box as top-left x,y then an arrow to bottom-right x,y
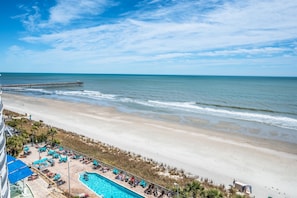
0,85 -> 10,197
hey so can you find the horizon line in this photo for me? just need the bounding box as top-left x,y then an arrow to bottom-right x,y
1,72 -> 297,78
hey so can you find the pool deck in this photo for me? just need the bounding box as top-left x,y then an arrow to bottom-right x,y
20,144 -> 170,198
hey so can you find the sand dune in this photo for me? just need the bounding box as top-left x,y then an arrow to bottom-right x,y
3,93 -> 297,197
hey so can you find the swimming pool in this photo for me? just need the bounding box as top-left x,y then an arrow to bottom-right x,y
79,172 -> 144,198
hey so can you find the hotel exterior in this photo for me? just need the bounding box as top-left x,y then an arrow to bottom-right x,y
0,91 -> 10,197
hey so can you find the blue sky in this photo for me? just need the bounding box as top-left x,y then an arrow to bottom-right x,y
1,0 -> 297,76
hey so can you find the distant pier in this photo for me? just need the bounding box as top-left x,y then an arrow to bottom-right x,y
0,81 -> 83,88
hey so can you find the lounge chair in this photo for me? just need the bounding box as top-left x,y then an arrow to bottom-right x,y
93,160 -> 98,166
153,188 -> 158,197
80,157 -> 85,162
145,184 -> 154,194
92,160 -> 101,169
42,169 -> 50,174
113,168 -> 119,175
59,156 -> 67,163
93,164 -> 101,169
19,154 -> 27,158
134,179 -> 140,187
84,160 -> 91,164
125,175 -> 130,182
28,174 -> 39,181
101,166 -> 110,173
24,146 -> 29,152
158,190 -> 165,198
24,149 -> 31,155
39,147 -> 47,152
140,180 -> 147,188
53,153 -> 59,158
57,180 -> 66,186
128,176 -> 139,187
115,173 -> 125,181
53,173 -> 61,181
144,184 -> 151,193
47,172 -> 55,178
48,149 -> 55,155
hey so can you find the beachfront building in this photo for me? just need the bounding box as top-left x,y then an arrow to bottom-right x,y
0,91 -> 10,197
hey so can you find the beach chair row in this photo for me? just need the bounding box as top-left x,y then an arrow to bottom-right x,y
42,169 -> 66,187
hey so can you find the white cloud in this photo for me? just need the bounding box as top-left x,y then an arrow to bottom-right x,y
17,0 -> 111,31
15,5 -> 41,32
48,0 -> 108,25
197,47 -> 290,57
8,0 -> 297,75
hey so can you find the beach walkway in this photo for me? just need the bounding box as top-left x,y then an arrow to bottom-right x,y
20,144 -> 168,198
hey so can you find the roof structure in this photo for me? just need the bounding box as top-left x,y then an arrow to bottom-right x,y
7,154 -> 33,184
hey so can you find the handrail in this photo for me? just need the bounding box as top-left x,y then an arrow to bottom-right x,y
2,186 -> 9,198
0,136 -> 5,154
1,177 -> 9,198
1,169 -> 8,189
0,151 -> 5,171
0,120 -> 4,134
0,102 -> 3,112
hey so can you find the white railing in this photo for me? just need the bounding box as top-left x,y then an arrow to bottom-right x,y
0,121 -> 4,136
1,176 -> 9,198
0,139 -> 5,158
0,153 -> 5,173
1,169 -> 8,190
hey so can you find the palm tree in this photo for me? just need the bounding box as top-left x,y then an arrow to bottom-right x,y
191,181 -> 203,198
20,131 -> 30,144
30,131 -> 35,146
6,136 -> 24,156
47,128 -> 57,146
203,188 -> 223,198
182,181 -> 203,198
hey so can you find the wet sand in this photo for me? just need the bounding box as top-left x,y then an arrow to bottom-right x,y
3,93 -> 297,197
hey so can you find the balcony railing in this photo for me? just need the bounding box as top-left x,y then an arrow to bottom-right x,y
0,120 -> 4,136
1,176 -> 9,198
0,137 -> 5,154
1,169 -> 8,189
0,149 -> 7,170
0,157 -> 5,172
2,187 -> 10,198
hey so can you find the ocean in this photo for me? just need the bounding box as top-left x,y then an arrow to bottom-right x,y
1,73 -> 297,143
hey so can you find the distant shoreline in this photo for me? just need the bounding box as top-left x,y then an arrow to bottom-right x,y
3,93 -> 297,197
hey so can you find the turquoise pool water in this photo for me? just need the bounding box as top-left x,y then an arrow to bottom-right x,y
79,172 -> 144,198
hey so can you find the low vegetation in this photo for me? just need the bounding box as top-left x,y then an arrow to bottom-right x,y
4,109 -> 248,198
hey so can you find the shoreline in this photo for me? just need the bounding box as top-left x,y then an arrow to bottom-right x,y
3,93 -> 297,197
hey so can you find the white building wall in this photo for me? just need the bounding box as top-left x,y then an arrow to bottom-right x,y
0,94 -> 10,197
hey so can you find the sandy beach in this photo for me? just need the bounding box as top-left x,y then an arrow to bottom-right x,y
3,93 -> 297,197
